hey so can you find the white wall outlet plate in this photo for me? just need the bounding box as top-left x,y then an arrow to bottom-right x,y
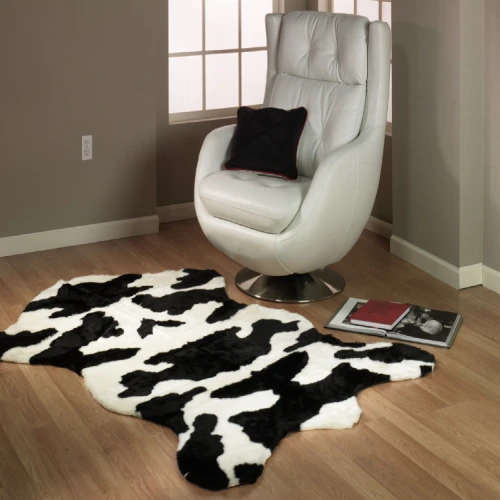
82,135 -> 93,161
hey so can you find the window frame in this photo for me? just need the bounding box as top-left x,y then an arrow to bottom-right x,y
318,0 -> 391,17
322,0 -> 392,131
168,0 -> 280,124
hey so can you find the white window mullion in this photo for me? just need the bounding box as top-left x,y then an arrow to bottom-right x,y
238,0 -> 243,108
169,0 -> 280,123
202,0 -> 207,111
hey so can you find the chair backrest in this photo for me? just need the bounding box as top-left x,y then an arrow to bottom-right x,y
264,12 -> 371,178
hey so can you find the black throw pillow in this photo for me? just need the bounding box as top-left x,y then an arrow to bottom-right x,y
225,106 -> 308,180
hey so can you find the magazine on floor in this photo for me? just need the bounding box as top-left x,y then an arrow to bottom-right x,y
325,298 -> 462,348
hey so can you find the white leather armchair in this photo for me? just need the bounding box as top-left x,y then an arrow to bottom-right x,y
195,11 -> 391,302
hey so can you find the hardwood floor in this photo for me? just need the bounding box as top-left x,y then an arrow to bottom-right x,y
1,219 -> 500,499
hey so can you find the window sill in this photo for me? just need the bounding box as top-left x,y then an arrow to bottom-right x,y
169,115 -> 236,126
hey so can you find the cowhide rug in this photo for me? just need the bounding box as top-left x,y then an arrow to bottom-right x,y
0,269 -> 435,491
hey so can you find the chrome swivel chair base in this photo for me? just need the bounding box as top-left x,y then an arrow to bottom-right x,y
235,268 -> 345,304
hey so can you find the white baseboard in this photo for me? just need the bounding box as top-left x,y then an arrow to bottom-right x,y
390,236 -> 486,290
365,216 -> 393,239
157,202 -> 196,223
390,235 -> 461,288
459,263 -> 484,289
0,215 -> 159,258
388,236 -> 482,291
483,265 -> 500,294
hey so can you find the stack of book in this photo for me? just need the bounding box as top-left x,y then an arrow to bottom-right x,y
325,299 -> 462,348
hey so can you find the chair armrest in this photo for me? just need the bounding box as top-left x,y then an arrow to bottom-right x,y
195,125 -> 236,191
194,124 -> 236,226
276,125 -> 386,274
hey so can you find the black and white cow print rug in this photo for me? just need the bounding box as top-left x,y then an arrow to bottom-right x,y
0,269 -> 435,491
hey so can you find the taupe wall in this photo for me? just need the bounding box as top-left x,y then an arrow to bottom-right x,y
459,0 -> 484,268
305,0 -> 325,10
484,0 -> 500,272
283,0 -> 309,12
157,0 -> 308,207
392,0 -> 484,268
393,0 -> 461,266
0,0 -> 158,239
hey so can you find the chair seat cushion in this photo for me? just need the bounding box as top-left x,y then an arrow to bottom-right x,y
199,170 -> 311,234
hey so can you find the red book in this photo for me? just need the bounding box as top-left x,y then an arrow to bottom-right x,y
349,300 -> 410,330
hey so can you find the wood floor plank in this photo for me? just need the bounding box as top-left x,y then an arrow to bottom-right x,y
0,394 -> 73,499
0,259 -> 33,305
362,391 -> 500,498
351,426 -> 462,500
412,363 -> 483,406
20,365 -> 136,500
287,430 -> 399,500
439,357 -> 500,402
2,366 -> 53,429
418,402 -> 500,479
32,423 -> 104,499
372,378 -> 449,417
366,417 -> 489,499
46,368 -> 183,499
0,220 -> 499,499
0,423 -> 40,500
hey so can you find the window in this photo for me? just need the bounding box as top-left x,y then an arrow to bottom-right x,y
325,0 -> 392,129
168,0 -> 280,123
